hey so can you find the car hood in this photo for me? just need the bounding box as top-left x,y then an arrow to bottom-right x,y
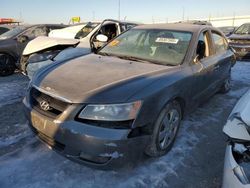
33,54 -> 172,104
229,34 -> 250,40
223,89 -> 250,141
23,36 -> 79,55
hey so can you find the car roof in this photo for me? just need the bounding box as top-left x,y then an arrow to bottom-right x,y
33,24 -> 67,27
134,23 -> 213,33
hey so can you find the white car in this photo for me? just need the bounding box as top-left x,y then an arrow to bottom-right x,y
48,23 -> 92,39
223,89 -> 250,188
20,19 -> 139,78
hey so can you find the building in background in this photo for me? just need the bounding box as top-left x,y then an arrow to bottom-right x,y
0,18 -> 20,25
208,15 -> 250,27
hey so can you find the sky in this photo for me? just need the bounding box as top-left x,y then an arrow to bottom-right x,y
0,0 -> 250,24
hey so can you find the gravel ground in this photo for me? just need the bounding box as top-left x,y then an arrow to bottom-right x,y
0,62 -> 249,188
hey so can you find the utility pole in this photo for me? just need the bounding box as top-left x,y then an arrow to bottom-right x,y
92,11 -> 95,21
118,0 -> 120,20
182,7 -> 185,21
19,11 -> 23,23
232,12 -> 236,26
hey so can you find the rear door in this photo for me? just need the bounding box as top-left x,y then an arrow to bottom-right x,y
210,31 -> 233,84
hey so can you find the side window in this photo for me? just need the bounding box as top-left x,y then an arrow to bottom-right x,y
120,24 -> 137,33
47,25 -> 63,33
197,31 -> 210,60
125,24 -> 137,30
22,26 -> 48,38
212,32 -> 228,54
120,23 -> 127,33
98,23 -> 118,41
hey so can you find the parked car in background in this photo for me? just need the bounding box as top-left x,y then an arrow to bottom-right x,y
218,26 -> 236,37
177,20 -> 212,26
23,23 -> 235,168
48,23 -> 95,39
0,24 -> 66,76
0,25 -> 17,35
20,19 -> 139,78
228,23 -> 250,60
223,89 -> 250,188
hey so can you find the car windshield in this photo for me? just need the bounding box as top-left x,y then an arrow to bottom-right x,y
0,26 -> 28,39
75,22 -> 99,39
234,24 -> 250,35
99,29 -> 192,66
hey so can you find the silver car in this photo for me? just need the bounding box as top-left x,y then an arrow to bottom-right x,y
223,89 -> 250,188
21,19 -> 138,78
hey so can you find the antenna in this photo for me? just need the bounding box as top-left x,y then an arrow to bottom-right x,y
118,0 -> 121,20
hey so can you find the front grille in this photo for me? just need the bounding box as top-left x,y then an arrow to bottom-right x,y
232,46 -> 250,53
231,39 -> 250,45
30,87 -> 69,118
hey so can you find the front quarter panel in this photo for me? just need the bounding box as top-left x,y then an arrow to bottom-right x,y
130,64 -> 195,129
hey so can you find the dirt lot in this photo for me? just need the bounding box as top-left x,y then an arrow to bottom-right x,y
0,62 -> 250,188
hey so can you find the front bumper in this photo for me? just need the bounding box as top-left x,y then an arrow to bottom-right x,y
23,97 -> 150,169
222,144 -> 250,188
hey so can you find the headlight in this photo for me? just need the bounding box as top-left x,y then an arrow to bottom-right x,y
28,50 -> 60,63
78,101 -> 142,121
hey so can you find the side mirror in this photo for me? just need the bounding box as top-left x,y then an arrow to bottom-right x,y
17,35 -> 29,43
96,34 -> 108,42
196,40 -> 206,61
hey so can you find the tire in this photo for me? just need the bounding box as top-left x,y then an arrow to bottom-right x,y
0,53 -> 16,76
219,76 -> 231,94
145,100 -> 182,157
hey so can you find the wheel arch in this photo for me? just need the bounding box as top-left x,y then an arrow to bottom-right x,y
172,96 -> 186,119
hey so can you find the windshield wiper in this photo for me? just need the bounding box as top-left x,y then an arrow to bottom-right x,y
114,55 -> 152,63
99,53 -> 177,66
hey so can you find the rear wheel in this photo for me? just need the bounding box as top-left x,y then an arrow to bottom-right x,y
0,53 -> 16,76
145,100 -> 182,157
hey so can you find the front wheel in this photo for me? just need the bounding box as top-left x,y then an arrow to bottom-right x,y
0,54 -> 16,76
145,100 -> 182,157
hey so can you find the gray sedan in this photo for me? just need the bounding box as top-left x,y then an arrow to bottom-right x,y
23,23 -> 236,168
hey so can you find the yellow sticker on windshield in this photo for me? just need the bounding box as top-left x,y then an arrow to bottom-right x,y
108,40 -> 120,47
155,37 -> 179,44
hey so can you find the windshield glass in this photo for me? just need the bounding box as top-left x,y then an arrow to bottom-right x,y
234,24 -> 250,35
75,22 -> 99,39
0,26 -> 28,39
99,29 -> 192,66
